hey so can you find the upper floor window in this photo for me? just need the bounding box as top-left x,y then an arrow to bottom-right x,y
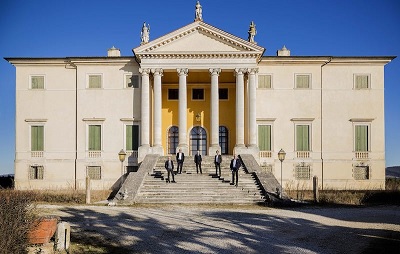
295,74 -> 311,89
31,126 -> 44,151
31,75 -> 44,89
258,125 -> 272,151
192,88 -> 204,100
354,74 -> 370,89
219,88 -> 228,100
126,125 -> 139,151
125,74 -> 140,88
88,74 -> 102,88
258,75 -> 272,89
168,89 -> 179,100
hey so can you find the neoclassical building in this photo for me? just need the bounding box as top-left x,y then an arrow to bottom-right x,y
6,3 -> 394,190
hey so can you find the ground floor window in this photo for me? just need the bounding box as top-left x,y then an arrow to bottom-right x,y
87,166 -> 101,180
190,126 -> 207,155
219,126 -> 229,155
29,165 -> 44,180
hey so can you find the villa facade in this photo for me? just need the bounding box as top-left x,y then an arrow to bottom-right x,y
6,4 -> 394,191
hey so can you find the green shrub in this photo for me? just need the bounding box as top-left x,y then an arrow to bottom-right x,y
0,190 -> 37,254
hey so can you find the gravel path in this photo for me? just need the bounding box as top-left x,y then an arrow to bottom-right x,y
38,204 -> 400,253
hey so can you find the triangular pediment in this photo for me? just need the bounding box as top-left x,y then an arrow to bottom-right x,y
133,21 -> 265,61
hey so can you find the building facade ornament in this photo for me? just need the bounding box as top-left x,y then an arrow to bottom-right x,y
248,21 -> 257,43
141,22 -> 150,44
177,68 -> 189,76
195,1 -> 203,21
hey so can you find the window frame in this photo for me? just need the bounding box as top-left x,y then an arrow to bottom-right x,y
87,166 -> 102,180
168,126 -> 179,154
167,88 -> 179,100
294,123 -> 312,152
125,124 -> 140,151
87,124 -> 103,151
30,75 -> 45,89
29,165 -> 44,180
354,74 -> 371,90
258,74 -> 272,89
30,125 -> 45,152
124,73 -> 140,88
295,74 -> 311,89
218,88 -> 229,100
192,88 -> 205,101
353,123 -> 371,152
258,124 -> 273,151
87,73 -> 103,89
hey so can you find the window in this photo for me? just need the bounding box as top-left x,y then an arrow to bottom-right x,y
31,76 -> 44,89
88,125 -> 101,151
126,125 -> 139,151
353,166 -> 370,180
258,125 -> 271,151
295,74 -> 310,89
219,126 -> 229,155
31,126 -> 44,151
296,125 -> 310,151
355,74 -> 370,89
168,126 -> 179,154
295,164 -> 311,180
192,89 -> 204,100
29,165 -> 44,180
219,88 -> 228,100
125,74 -> 139,88
258,75 -> 272,89
88,74 -> 102,88
168,89 -> 179,100
87,166 -> 101,180
127,166 -> 139,173
355,125 -> 369,152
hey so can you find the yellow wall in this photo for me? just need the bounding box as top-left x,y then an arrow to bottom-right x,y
161,81 -> 236,155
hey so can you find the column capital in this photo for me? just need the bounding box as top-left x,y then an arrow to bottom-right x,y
209,68 -> 221,76
177,68 -> 189,76
234,68 -> 247,76
247,68 -> 259,75
151,68 -> 164,76
139,68 -> 151,75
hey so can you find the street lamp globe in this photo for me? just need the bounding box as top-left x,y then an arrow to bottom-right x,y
118,149 -> 126,163
278,149 -> 286,162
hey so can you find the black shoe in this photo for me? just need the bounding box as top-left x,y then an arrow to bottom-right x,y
171,181 -> 176,183
235,184 -> 238,187
230,183 -> 234,185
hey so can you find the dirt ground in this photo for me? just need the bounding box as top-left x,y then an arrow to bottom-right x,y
38,204 -> 400,254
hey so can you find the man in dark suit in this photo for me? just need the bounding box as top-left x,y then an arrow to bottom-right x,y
214,150 -> 222,177
194,150 -> 202,174
230,154 -> 242,187
176,148 -> 185,174
164,156 -> 175,183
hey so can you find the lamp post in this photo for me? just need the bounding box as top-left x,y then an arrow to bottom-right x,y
278,149 -> 286,198
118,149 -> 126,175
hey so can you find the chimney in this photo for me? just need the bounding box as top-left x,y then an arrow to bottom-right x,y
107,46 -> 121,57
277,45 -> 290,56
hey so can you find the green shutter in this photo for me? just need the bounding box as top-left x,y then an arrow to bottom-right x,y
258,125 -> 271,151
32,76 -> 44,89
31,126 -> 44,151
89,125 -> 101,150
126,125 -> 139,150
296,125 -> 309,151
89,75 -> 101,88
355,125 -> 368,151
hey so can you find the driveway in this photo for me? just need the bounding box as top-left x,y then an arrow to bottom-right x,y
39,204 -> 400,253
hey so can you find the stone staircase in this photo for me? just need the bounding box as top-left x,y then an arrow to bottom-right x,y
134,155 -> 265,204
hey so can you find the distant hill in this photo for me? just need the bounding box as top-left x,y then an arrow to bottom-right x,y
386,166 -> 400,178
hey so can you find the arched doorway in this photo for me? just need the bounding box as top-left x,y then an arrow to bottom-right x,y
219,126 -> 229,155
190,126 -> 207,155
167,126 -> 179,154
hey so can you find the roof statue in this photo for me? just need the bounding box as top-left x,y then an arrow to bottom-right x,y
141,22 -> 150,45
248,21 -> 257,43
195,1 -> 203,21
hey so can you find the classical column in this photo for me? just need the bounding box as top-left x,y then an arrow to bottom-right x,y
139,68 -> 151,147
209,68 -> 221,154
248,68 -> 258,147
235,68 -> 246,148
177,68 -> 189,153
152,68 -> 163,154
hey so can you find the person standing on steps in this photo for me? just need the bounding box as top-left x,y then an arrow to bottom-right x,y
164,156 -> 176,183
230,154 -> 242,187
214,150 -> 222,177
176,148 -> 185,174
194,150 -> 202,174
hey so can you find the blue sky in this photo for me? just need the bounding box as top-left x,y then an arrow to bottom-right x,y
0,0 -> 399,175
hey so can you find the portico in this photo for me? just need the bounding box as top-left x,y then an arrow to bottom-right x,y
134,21 -> 264,160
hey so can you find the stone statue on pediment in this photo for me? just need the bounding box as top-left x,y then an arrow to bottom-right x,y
141,22 -> 150,44
248,21 -> 257,43
195,1 -> 203,21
